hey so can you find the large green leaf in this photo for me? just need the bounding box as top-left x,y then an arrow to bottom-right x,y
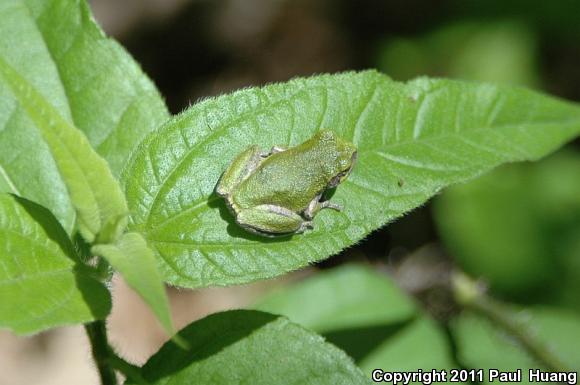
128,310 -> 371,385
124,71 -> 580,288
434,151 -> 580,305
255,265 -> 455,378
453,307 -> 580,382
0,0 -> 168,232
255,265 -> 416,332
92,233 -> 174,338
0,194 -> 111,335
0,56 -> 127,243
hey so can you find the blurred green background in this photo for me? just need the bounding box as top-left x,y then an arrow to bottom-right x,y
89,0 -> 580,313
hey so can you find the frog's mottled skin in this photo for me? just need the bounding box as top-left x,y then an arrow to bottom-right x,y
216,130 -> 357,237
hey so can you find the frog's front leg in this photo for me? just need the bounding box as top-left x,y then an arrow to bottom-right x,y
266,145 -> 287,155
303,194 -> 342,220
216,145 -> 266,197
236,204 -> 312,236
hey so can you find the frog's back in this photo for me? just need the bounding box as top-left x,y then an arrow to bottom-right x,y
232,145 -> 333,212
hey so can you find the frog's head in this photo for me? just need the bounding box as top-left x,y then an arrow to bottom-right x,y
317,130 -> 357,188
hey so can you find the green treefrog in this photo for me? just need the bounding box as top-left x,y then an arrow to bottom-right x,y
216,130 -> 357,237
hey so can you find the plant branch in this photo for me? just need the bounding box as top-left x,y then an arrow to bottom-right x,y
108,352 -> 148,385
85,320 -> 118,385
452,272 -> 572,373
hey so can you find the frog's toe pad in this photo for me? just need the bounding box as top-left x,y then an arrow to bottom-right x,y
321,201 -> 342,211
298,221 -> 314,233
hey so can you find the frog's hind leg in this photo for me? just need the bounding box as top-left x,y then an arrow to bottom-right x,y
304,194 -> 342,220
236,205 -> 311,236
216,145 -> 266,197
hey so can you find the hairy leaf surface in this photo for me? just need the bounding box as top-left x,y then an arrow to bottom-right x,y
0,194 -> 110,334
124,71 -> 580,288
128,310 -> 370,385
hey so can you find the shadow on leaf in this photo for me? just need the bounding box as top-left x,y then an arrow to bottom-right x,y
323,317 -> 415,363
142,310 -> 279,382
12,194 -> 111,320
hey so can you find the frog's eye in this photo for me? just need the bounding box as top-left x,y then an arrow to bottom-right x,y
338,153 -> 355,170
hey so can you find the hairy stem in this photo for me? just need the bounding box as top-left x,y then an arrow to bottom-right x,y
108,352 -> 148,385
452,272 -> 571,372
85,321 -> 118,385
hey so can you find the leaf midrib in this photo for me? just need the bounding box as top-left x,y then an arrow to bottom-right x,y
141,85 -> 318,228
140,117 -> 580,235
0,1 -> 80,231
7,282 -> 78,332
20,0 -> 75,125
139,75 -> 580,228
1,225 -> 66,253
0,163 -> 20,195
0,267 -> 72,286
17,0 -> 149,158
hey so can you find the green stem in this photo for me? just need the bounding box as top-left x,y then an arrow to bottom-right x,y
85,321 -> 118,385
452,272 -> 571,373
108,352 -> 148,385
